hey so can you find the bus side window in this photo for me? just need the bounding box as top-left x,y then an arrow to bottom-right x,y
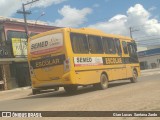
128,43 -> 133,55
70,33 -> 89,54
115,39 -> 122,55
88,35 -> 103,54
128,42 -> 137,55
102,37 -> 116,54
122,41 -> 128,54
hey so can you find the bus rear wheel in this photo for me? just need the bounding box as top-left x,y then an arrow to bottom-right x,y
94,74 -> 108,90
130,69 -> 138,83
64,85 -> 78,93
54,87 -> 59,91
32,88 -> 41,95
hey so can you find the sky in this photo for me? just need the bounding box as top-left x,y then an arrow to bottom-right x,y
0,0 -> 160,47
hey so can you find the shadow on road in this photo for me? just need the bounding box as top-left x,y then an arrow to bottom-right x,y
17,80 -> 131,100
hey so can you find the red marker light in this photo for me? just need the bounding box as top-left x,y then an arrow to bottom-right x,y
66,59 -> 69,64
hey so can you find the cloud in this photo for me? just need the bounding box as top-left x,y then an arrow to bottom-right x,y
89,14 -> 128,35
30,0 -> 67,8
148,6 -> 156,11
0,0 -> 67,17
0,0 -> 21,17
51,5 -> 92,27
88,4 -> 160,41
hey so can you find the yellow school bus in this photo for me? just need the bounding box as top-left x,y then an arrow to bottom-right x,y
28,28 -> 140,94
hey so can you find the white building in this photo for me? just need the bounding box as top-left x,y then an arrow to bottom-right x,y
138,48 -> 160,70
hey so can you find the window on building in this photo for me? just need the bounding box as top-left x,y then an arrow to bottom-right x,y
122,41 -> 128,54
7,31 -> 26,42
88,35 -> 103,54
102,37 -> 116,54
140,61 -> 148,70
70,33 -> 89,53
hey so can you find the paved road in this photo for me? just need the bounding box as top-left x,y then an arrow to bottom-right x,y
0,69 -> 160,120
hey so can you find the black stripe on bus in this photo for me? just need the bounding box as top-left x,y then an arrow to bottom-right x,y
75,67 -> 126,72
30,54 -> 65,69
75,65 -> 139,72
102,57 -> 139,65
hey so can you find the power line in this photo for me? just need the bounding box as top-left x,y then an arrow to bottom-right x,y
130,22 -> 160,29
134,34 -> 160,39
17,0 -> 39,40
136,41 -> 160,45
136,37 -> 160,42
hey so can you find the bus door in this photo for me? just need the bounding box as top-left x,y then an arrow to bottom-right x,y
122,41 -> 132,78
114,39 -> 127,79
128,42 -> 138,63
126,42 -> 138,77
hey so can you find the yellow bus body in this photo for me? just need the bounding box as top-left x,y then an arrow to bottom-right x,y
28,28 -> 140,91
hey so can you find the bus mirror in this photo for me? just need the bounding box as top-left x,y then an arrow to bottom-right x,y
134,43 -> 137,51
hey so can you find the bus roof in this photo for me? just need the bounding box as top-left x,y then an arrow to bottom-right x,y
30,27 -> 132,41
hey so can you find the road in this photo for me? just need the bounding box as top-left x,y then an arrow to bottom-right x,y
0,68 -> 160,120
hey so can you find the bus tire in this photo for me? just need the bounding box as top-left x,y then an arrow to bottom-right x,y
32,88 -> 41,95
64,85 -> 78,93
54,87 -> 59,91
130,69 -> 138,83
94,74 -> 109,90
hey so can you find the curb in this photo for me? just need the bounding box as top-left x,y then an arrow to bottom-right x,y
141,68 -> 160,72
0,86 -> 31,93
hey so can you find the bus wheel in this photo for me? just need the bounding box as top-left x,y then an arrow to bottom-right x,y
130,70 -> 138,83
54,87 -> 59,91
94,74 -> 108,90
32,88 -> 41,95
64,85 -> 78,93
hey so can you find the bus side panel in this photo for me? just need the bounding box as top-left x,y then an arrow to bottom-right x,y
73,69 -> 113,85
135,64 -> 141,77
74,71 -> 101,85
126,63 -> 141,78
126,64 -> 133,78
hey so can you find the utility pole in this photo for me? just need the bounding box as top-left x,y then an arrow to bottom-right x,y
17,0 -> 39,40
129,27 -> 133,38
129,26 -> 139,39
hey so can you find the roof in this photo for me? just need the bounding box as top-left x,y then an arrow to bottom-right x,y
0,16 -> 47,25
138,48 -> 160,57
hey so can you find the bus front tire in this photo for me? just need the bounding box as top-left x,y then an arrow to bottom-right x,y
130,69 -> 138,83
32,89 -> 41,95
94,74 -> 109,90
54,87 -> 59,91
64,85 -> 78,93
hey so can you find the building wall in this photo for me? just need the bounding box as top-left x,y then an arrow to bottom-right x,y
0,63 -> 12,90
138,48 -> 160,70
0,19 -> 59,90
139,55 -> 160,69
147,45 -> 160,50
